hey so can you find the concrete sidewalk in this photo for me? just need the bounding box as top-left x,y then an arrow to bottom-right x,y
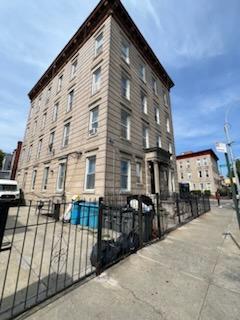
22,206 -> 240,320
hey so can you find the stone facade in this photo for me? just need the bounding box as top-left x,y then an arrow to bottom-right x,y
176,150 -> 221,195
17,0 -> 177,202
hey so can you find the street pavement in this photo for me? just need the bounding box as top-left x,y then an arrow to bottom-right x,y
19,204 -> 240,320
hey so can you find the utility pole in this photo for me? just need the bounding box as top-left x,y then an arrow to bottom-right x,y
224,123 -> 240,200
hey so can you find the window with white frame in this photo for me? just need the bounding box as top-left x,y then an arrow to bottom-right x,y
89,106 -> 99,135
62,122 -> 70,147
31,169 -> 37,190
33,120 -> 37,135
95,32 -> 103,56
163,92 -> 168,106
71,60 -> 78,79
139,64 -> 146,82
206,183 -> 211,191
121,76 -> 130,100
142,126 -> 149,148
141,92 -> 147,114
67,89 -> 74,112
56,162 -> 66,192
28,145 -> 32,161
42,167 -> 49,191
136,162 -> 142,184
121,41 -> 130,64
203,158 -> 208,166
46,87 -> 51,103
188,172 -> 192,180
154,105 -> 160,124
187,160 -> 190,168
120,159 -> 131,191
156,135 -> 162,148
42,113 -> 47,129
166,117 -> 170,133
92,67 -> 101,95
169,143 -> 173,154
120,110 -> 130,140
85,156 -> 96,191
197,159 -> 201,166
52,102 -> 59,122
198,170 -> 202,178
49,131 -> 55,153
181,172 -> 184,179
152,78 -> 157,95
200,183 -> 204,191
36,139 -> 42,159
205,169 -> 209,178
57,75 -> 63,92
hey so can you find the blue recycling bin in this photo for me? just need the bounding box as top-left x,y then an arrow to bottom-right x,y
70,202 -> 80,225
79,202 -> 99,229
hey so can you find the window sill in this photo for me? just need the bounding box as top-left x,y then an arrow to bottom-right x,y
120,137 -> 131,144
88,133 -> 98,139
83,190 -> 95,194
121,57 -> 130,68
120,190 -> 131,194
93,50 -> 103,61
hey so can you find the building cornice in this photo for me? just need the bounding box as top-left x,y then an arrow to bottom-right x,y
176,149 -> 219,162
28,0 -> 174,101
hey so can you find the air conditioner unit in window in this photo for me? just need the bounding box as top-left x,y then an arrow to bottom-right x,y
89,128 -> 97,136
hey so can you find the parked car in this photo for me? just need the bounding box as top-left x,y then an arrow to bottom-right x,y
0,179 -> 20,203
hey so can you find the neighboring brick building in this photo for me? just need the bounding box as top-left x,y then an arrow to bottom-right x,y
17,0 -> 177,201
176,150 -> 221,194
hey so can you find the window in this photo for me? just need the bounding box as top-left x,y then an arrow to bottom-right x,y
28,145 -> 32,161
37,96 -> 42,111
46,87 -> 51,103
92,67 -> 101,95
188,172 -> 192,180
141,92 -> 147,114
57,75 -> 63,92
187,161 -> 190,168
180,162 -> 183,169
142,126 -> 149,148
42,167 -> 49,191
95,33 -> 103,56
203,158 -> 208,166
121,42 -> 130,64
198,171 -> 202,178
67,89 -> 74,112
154,105 -> 160,124
49,131 -> 55,153
156,135 -> 162,148
181,172 -> 184,179
139,64 -> 146,82
120,110 -> 130,140
206,183 -> 211,191
205,170 -> 209,178
33,120 -> 37,135
31,170 -> 37,190
200,183 -> 204,191
89,106 -> 99,135
120,159 -> 130,191
152,78 -> 157,95
56,162 -> 66,192
21,148 -> 25,164
71,60 -> 78,79
163,92 -> 168,106
197,159 -> 201,167
62,123 -> 70,147
136,162 -> 142,184
23,172 -> 28,189
36,139 -> 42,159
85,156 -> 96,191
29,104 -> 33,119
52,102 -> 59,122
42,113 -> 47,129
121,76 -> 130,100
169,143 -> 173,154
166,117 -> 170,133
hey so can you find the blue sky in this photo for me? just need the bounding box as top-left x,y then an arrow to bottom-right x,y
0,0 -> 239,174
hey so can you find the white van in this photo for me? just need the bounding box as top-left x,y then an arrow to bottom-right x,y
0,179 -> 20,202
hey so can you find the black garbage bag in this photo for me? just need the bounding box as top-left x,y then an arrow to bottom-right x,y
90,240 -> 121,268
116,231 -> 140,254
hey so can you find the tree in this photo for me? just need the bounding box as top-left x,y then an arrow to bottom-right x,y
0,149 -> 5,170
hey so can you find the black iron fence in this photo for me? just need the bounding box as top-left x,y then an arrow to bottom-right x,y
0,193 -> 210,319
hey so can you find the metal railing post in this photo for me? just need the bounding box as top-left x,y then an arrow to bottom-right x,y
155,193 -> 162,238
96,197 -> 103,276
138,195 -> 143,248
0,202 -> 10,251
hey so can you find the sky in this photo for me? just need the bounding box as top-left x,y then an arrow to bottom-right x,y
0,0 -> 239,174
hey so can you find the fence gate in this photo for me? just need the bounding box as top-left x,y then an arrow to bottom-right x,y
0,201 -> 97,320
